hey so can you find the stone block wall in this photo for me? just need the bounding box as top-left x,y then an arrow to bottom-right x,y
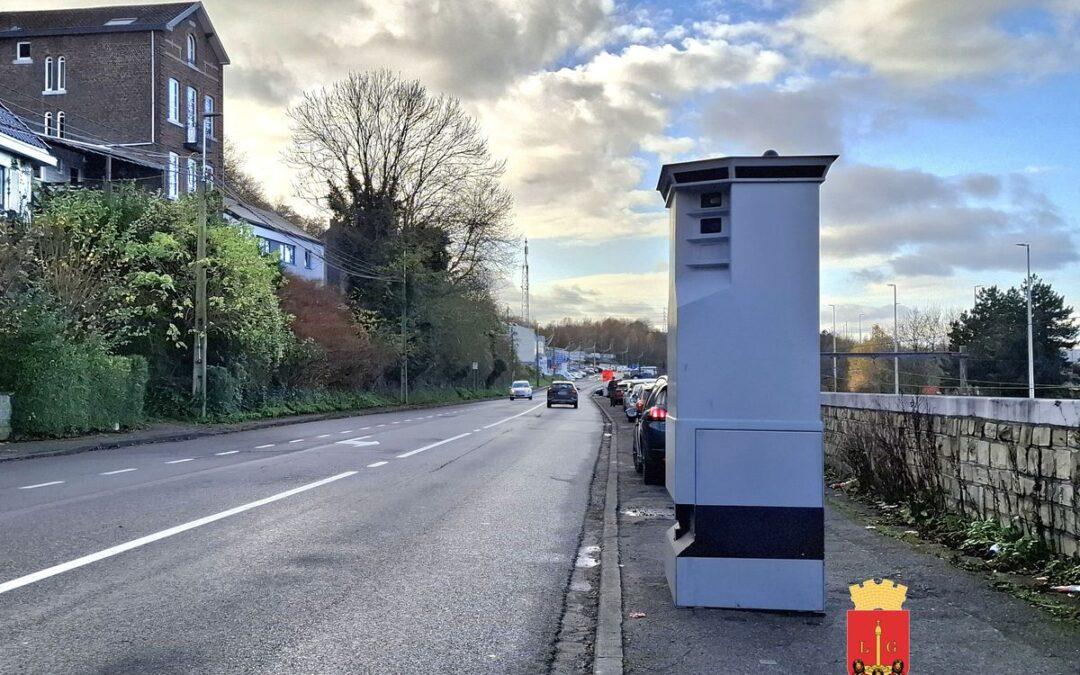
821,393 -> 1080,557
0,394 -> 10,441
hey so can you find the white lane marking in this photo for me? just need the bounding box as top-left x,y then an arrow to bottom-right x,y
288,439 -> 305,444
483,403 -> 545,429
391,421 -> 400,424
336,436 -> 380,448
367,461 -> 388,468
18,481 -> 64,490
0,471 -> 358,595
396,432 -> 472,459
165,458 -> 194,465
473,429 -> 481,432
404,419 -> 413,422
255,444 -> 275,449
215,451 -> 239,456
316,434 -> 331,439
359,426 -> 371,430
100,468 -> 137,476
376,424 -> 386,428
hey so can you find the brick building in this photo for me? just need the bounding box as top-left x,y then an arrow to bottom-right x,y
0,2 -> 228,197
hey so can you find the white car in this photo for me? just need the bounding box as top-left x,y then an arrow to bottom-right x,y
509,380 -> 533,400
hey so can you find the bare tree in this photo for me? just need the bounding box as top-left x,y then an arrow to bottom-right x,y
287,69 -> 512,287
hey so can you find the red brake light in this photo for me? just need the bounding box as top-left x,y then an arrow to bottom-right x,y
646,407 -> 667,421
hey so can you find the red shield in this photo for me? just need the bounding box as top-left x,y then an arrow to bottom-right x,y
846,610 -> 909,674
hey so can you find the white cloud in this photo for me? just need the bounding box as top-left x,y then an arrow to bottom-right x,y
526,272 -> 668,324
790,0 -> 1080,83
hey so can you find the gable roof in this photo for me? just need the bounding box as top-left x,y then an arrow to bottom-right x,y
0,2 -> 229,64
0,101 -> 55,165
224,197 -> 323,247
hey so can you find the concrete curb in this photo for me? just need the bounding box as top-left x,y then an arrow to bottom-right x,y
591,396 -> 624,675
0,396 -> 503,463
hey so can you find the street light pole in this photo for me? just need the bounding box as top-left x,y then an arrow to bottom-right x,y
857,313 -> 864,344
829,304 -> 837,392
887,284 -> 899,395
1016,243 -> 1035,399
191,111 -> 222,418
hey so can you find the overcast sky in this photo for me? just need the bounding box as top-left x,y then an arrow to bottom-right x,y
18,0 -> 1080,331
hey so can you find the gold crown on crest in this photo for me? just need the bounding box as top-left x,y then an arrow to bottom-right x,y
849,579 -> 908,611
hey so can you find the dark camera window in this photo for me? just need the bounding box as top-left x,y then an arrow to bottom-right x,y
700,217 -> 723,234
700,192 -> 724,209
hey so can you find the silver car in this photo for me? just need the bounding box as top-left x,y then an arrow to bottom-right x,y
509,380 -> 533,400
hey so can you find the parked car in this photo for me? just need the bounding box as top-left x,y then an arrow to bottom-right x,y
624,382 -> 655,421
509,380 -> 533,400
609,380 -> 631,407
547,381 -> 579,408
633,378 -> 667,485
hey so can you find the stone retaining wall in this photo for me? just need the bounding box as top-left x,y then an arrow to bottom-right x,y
0,394 -> 10,441
821,393 -> 1080,557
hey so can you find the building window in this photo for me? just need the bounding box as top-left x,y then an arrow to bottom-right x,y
43,112 -> 53,136
203,95 -> 215,139
16,42 -> 30,62
304,250 -> 313,269
186,86 -> 197,144
57,111 -> 66,138
57,56 -> 66,90
167,152 -> 179,200
0,165 -> 7,211
280,243 -> 296,265
203,163 -> 215,188
186,34 -> 197,66
44,57 -> 53,91
187,157 -> 198,193
167,78 -> 180,124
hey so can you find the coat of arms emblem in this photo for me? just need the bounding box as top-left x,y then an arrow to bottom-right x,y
847,578 -> 909,674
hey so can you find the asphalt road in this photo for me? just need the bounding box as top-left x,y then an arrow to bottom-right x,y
0,393 -> 601,674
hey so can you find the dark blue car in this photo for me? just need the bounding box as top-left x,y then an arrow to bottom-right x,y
633,379 -> 667,485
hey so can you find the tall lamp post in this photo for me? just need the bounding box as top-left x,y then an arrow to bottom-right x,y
857,313 -> 864,344
829,304 -> 838,392
887,284 -> 899,395
191,110 -> 223,418
1016,243 -> 1035,398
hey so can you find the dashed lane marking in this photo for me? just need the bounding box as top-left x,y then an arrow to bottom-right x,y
18,481 -> 65,490
0,472 -> 359,595
215,451 -> 239,456
255,444 -> 275,449
367,461 -> 388,468
396,432 -> 472,459
100,468 -> 137,476
165,458 -> 194,464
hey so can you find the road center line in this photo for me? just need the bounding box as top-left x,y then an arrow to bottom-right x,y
397,432 -> 472,459
483,403 -> 545,429
0,471 -> 358,596
255,444 -> 275,449
100,468 -> 137,475
288,439 -> 305,443
215,451 -> 239,456
315,434 -> 331,439
165,458 -> 194,464
367,461 -> 388,468
18,481 -> 65,490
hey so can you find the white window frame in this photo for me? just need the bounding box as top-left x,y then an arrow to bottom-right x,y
203,95 -> 215,139
167,152 -> 180,200
57,56 -> 66,91
43,112 -> 53,136
186,34 -> 197,66
44,56 -> 53,91
0,165 -> 7,211
203,163 -> 215,189
186,85 -> 197,144
280,243 -> 296,265
57,111 -> 65,138
167,78 -> 181,125
15,41 -> 31,63
186,157 -> 198,193
304,249 -> 313,270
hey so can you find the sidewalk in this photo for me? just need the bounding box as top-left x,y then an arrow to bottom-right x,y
608,414 -> 1080,673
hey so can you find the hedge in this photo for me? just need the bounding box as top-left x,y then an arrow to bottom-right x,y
9,347 -> 148,438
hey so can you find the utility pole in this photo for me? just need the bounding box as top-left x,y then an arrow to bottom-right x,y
191,111 -> 220,418
858,313 -> 864,344
1016,243 -> 1035,398
401,246 -> 408,404
888,283 -> 899,395
523,239 -> 539,387
829,304 -> 838,392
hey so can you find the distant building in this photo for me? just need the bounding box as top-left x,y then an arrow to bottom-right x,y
0,2 -> 228,197
509,323 -> 548,372
223,197 -> 325,283
0,101 -> 55,218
